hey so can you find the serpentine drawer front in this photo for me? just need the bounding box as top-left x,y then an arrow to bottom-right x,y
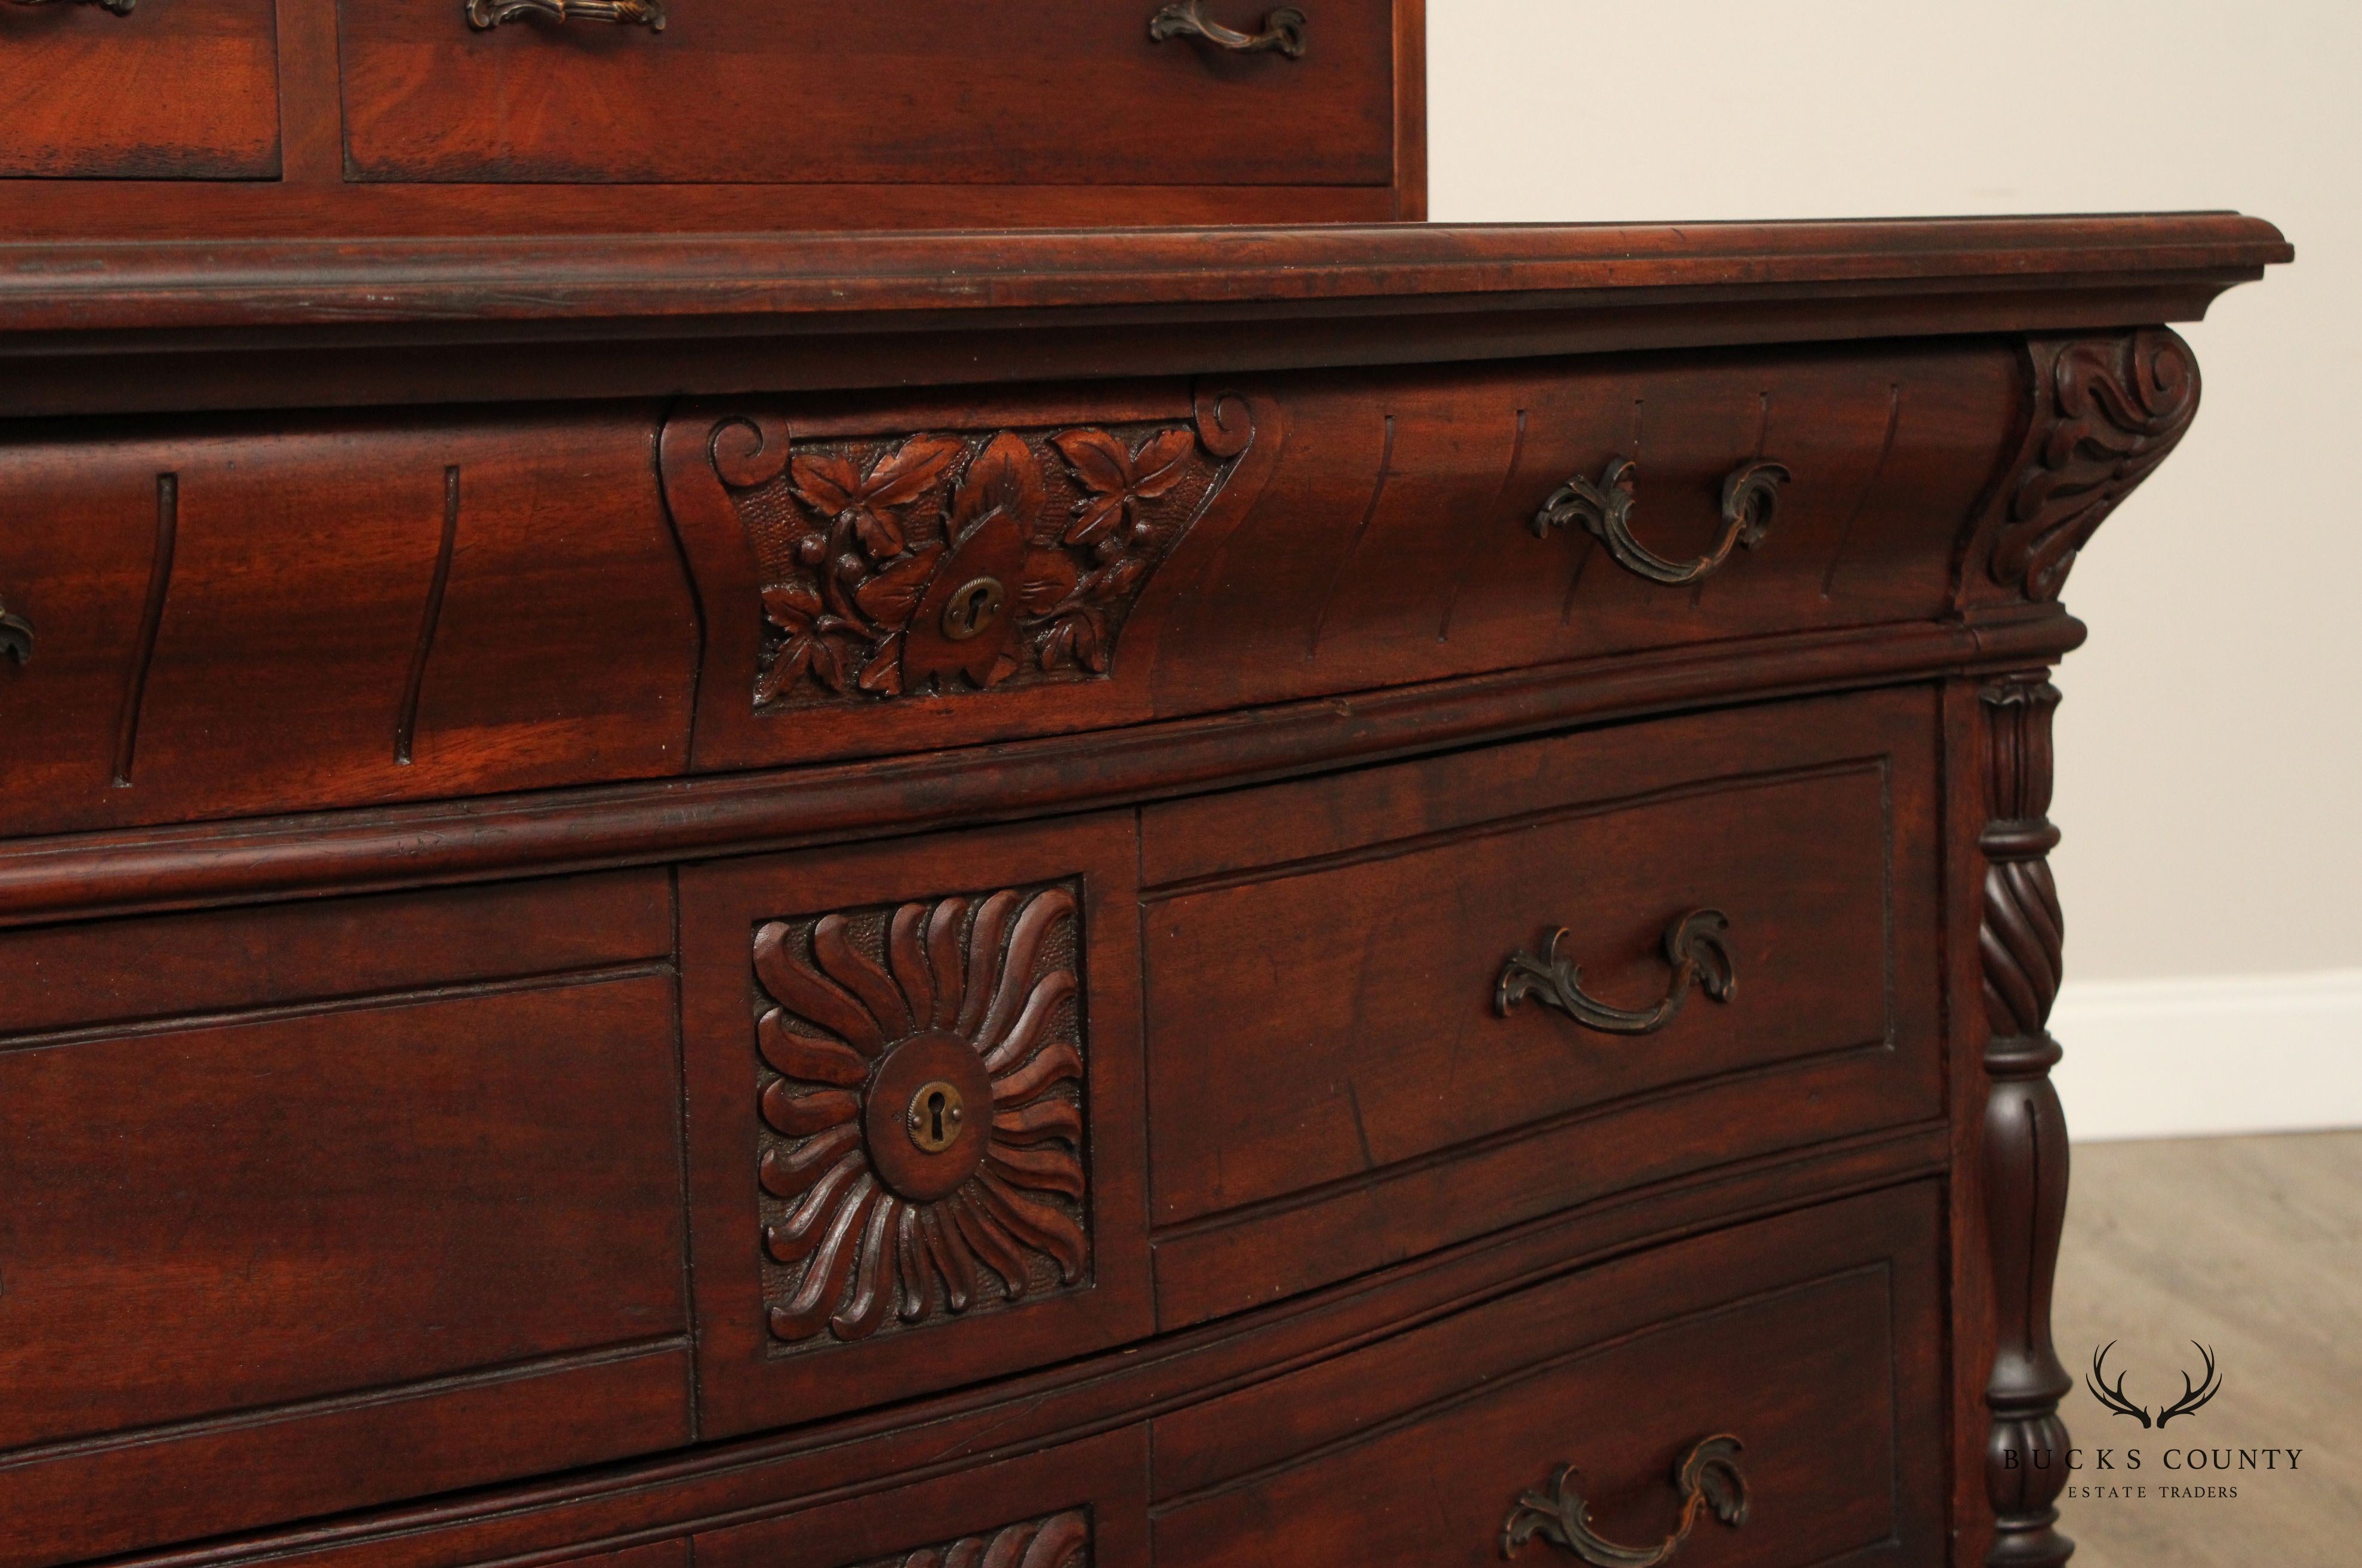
1151,1184 -> 1945,1568
336,1 -> 1394,186
0,872 -> 693,1566
664,345 -> 2017,773
1140,687 -> 1940,1326
0,0 -> 279,179
0,409 -> 696,838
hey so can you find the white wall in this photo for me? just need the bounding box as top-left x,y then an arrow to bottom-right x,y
1428,2 -> 2362,1136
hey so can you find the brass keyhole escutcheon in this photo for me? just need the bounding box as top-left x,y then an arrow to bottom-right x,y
940,577 -> 1007,642
905,1081 -> 967,1154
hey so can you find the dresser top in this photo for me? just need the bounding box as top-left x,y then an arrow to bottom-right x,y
0,213 -> 2289,337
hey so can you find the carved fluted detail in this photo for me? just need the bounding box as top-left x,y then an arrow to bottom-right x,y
1979,675 -> 2073,1568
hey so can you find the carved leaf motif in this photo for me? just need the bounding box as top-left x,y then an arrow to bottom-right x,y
956,432 -> 1050,543
853,542 -> 946,632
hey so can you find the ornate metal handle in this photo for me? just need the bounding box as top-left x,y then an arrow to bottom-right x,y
467,0 -> 665,31
5,0 -> 136,13
1534,457 -> 1789,586
0,596 -> 29,666
1496,910 -> 1734,1035
1149,1 -> 1306,58
1502,1435 -> 1749,1565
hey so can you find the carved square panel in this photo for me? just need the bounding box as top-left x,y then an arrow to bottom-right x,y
679,815 -> 1149,1439
752,878 -> 1090,1354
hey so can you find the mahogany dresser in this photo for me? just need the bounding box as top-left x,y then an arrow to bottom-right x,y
0,5 -> 2287,1568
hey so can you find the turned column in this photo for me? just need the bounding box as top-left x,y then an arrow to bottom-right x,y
1964,327 -> 2201,1567
1979,674 -> 2072,1566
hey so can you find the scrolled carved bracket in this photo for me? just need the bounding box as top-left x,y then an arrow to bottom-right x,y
1496,910 -> 1734,1035
1533,457 -> 1789,586
1988,328 -> 2198,603
1149,1 -> 1307,58
1502,1435 -> 1749,1565
466,0 -> 665,31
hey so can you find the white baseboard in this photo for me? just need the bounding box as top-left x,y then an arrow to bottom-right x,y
2049,969 -> 2362,1143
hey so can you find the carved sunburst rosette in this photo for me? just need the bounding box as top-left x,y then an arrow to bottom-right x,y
710,415 -> 1242,711
753,883 -> 1088,1348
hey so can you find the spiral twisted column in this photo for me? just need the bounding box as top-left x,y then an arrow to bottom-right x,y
1979,674 -> 2073,1567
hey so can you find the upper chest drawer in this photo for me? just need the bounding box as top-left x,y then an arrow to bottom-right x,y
336,1 -> 1397,187
666,342 -> 2021,771
0,407 -> 696,838
0,0 -> 278,179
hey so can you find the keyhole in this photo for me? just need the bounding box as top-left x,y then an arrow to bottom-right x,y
905,1080 -> 966,1154
940,576 -> 1007,641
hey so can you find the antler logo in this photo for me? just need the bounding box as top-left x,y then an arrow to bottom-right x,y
2086,1341 -> 2223,1428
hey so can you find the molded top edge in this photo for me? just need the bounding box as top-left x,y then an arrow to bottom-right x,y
0,213 -> 2289,337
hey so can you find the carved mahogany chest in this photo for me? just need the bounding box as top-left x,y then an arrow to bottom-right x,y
0,5 -> 2286,1567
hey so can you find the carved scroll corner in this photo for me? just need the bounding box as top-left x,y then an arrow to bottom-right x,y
1192,386 -> 1258,459
709,411 -> 794,490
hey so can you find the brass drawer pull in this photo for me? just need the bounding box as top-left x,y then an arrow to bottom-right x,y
5,0 -> 136,13
466,0 -> 665,31
0,595 -> 29,666
1149,2 -> 1307,59
1535,457 -> 1789,586
1502,1434 -> 1749,1564
1496,909 -> 1733,1035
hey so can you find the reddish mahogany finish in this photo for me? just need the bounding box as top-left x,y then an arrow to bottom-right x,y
0,24 -> 2289,1568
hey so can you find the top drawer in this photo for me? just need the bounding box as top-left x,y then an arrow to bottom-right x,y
336,1 -> 1397,186
0,0 -> 278,179
665,344 -> 2020,773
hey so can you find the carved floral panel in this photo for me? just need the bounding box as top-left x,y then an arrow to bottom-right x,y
711,417 -> 1241,710
847,1510 -> 1090,1568
753,881 -> 1087,1350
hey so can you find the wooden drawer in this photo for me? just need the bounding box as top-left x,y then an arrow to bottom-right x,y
0,407 -> 696,838
1140,688 -> 1942,1326
663,344 -> 2019,774
0,871 -> 691,1567
678,815 -> 1151,1439
0,0 -> 278,179
337,1 -> 1395,187
695,1427 -> 1146,1568
1151,1183 -> 1946,1567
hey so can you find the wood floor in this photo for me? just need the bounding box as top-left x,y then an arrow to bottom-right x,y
2050,1130 -> 2362,1566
